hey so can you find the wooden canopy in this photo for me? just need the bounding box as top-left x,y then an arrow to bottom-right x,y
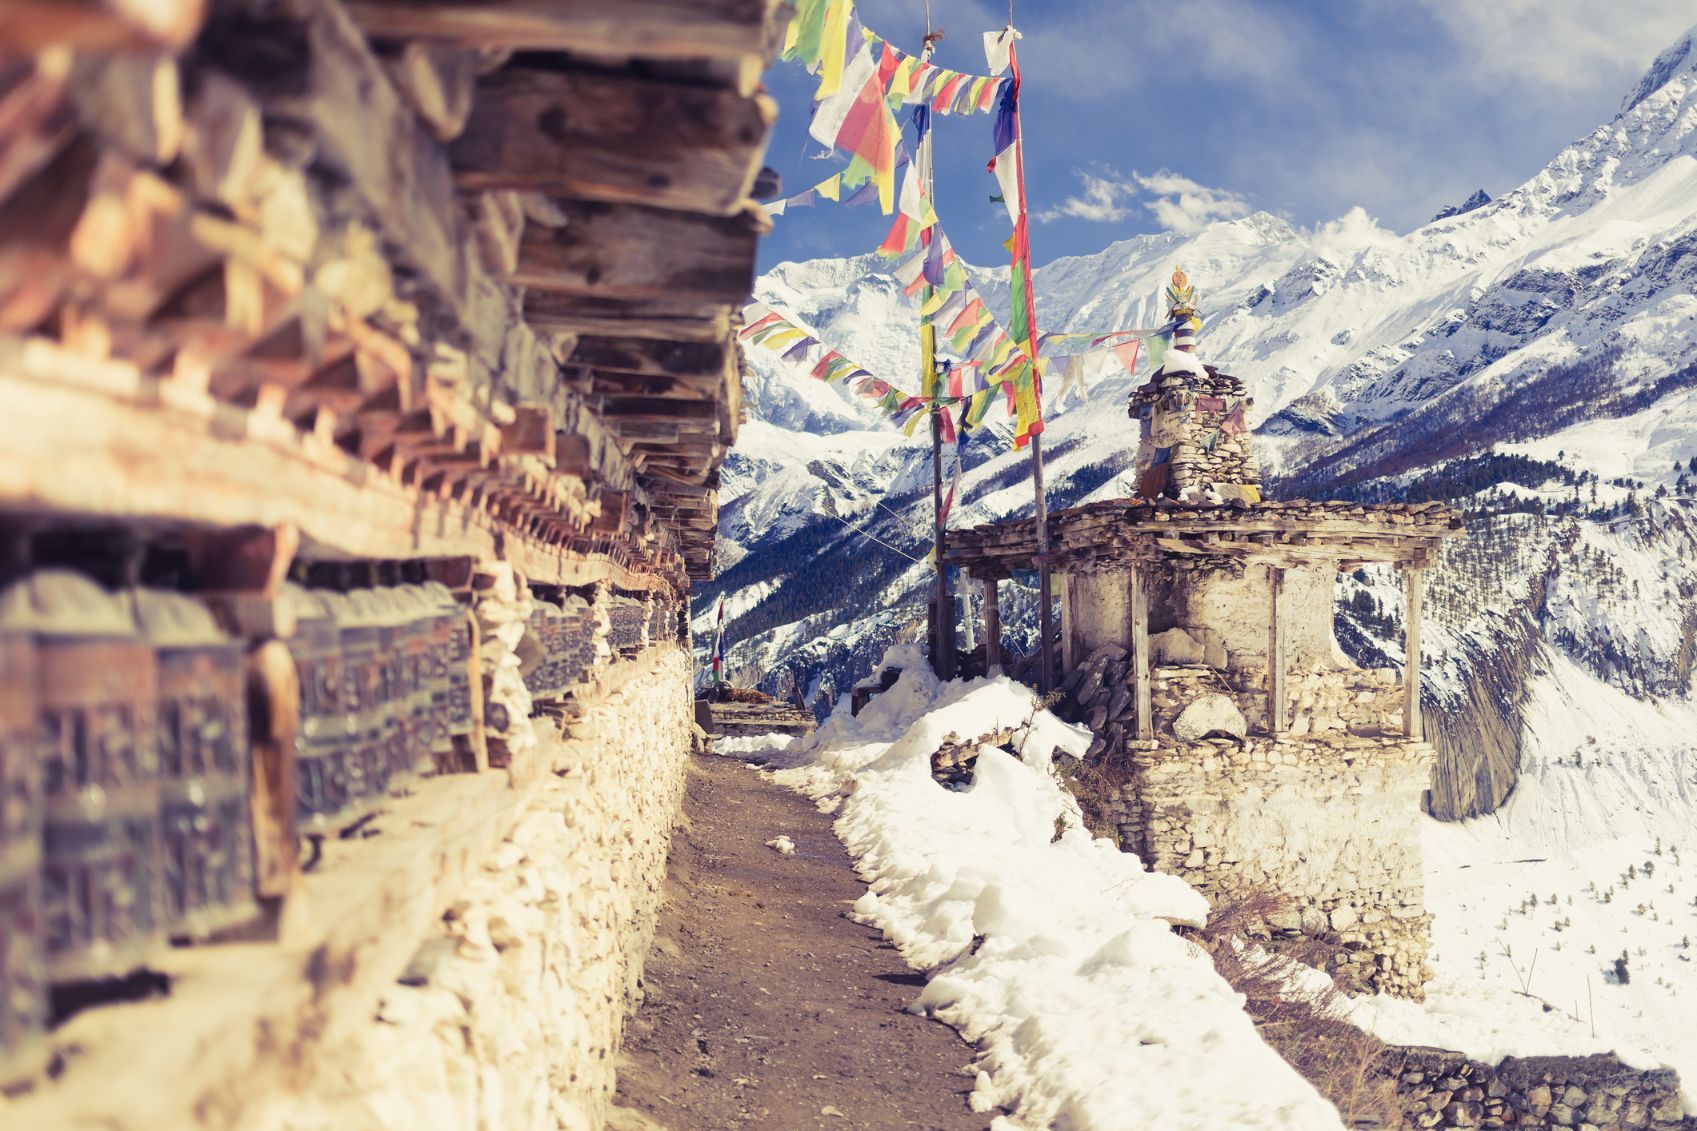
0,0 -> 783,586
944,497 -> 1464,578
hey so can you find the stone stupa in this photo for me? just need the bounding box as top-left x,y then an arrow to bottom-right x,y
1128,267 -> 1261,503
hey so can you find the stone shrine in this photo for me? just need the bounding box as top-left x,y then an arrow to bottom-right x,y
944,270 -> 1464,998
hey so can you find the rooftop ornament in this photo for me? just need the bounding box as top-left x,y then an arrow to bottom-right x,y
1130,267 -> 1262,505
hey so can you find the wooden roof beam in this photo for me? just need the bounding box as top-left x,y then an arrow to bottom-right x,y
344,0 -> 779,62
451,65 -> 775,215
511,199 -> 765,302
0,0 -> 206,52
524,293 -> 731,344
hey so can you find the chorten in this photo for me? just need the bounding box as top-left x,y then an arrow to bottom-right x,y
1129,268 -> 1261,503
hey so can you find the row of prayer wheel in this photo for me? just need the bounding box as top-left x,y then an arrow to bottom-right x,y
0,571 -> 476,1078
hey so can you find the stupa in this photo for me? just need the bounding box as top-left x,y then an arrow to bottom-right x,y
1129,268 -> 1261,503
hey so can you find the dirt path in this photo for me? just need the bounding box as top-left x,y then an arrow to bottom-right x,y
609,753 -> 987,1131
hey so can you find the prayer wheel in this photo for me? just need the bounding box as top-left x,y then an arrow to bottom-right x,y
283,585 -> 355,824
131,590 -> 255,940
394,586 -> 440,772
0,626 -> 44,1078
419,582 -> 461,755
6,572 -> 163,983
329,591 -> 388,804
444,593 -> 474,741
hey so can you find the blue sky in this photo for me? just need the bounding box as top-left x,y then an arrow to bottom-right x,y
755,0 -> 1696,272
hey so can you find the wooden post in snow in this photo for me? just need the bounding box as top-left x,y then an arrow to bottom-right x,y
1267,566 -> 1287,735
1130,564 -> 1152,740
983,576 -> 1001,676
1404,566 -> 1425,740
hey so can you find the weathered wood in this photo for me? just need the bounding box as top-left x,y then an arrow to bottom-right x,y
0,0 -> 207,51
70,52 -> 184,165
451,66 -> 774,214
1404,566 -> 1424,740
245,639 -> 300,903
1059,573 -> 1077,674
511,200 -> 764,302
524,292 -> 731,343
501,405 -> 554,461
1267,566 -> 1286,735
983,577 -> 1001,677
1130,565 -> 1151,740
345,0 -> 776,60
0,338 -> 672,589
380,40 -> 478,141
568,334 -> 732,382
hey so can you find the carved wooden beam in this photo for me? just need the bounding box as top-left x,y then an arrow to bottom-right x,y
451,66 -> 775,214
0,0 -> 206,52
345,0 -> 778,61
511,200 -> 765,301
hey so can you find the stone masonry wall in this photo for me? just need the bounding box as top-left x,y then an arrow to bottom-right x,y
1062,647 -> 1434,998
273,647 -> 695,1131
1394,1047 -> 1697,1131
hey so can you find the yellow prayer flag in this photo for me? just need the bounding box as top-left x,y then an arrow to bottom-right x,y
816,0 -> 850,98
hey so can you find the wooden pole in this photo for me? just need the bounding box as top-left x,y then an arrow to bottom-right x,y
1267,566 -> 1286,734
1130,564 -> 1151,739
1033,436 -> 1053,693
919,29 -> 954,681
1404,566 -> 1424,739
984,576 -> 1001,676
931,396 -> 951,677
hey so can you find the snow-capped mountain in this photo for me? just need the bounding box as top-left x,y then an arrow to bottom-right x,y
706,21 -> 1697,818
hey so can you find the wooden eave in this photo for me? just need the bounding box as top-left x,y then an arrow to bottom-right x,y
944,498 -> 1465,578
0,0 -> 782,585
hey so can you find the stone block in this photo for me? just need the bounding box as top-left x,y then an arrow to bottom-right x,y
1172,694 -> 1246,741
1151,628 -> 1205,665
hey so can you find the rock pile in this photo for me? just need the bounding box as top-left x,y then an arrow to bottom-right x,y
1394,1048 -> 1697,1130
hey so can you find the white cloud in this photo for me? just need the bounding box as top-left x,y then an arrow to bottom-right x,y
1035,170 -> 1135,223
1039,168 -> 1252,233
1417,0 -> 1695,93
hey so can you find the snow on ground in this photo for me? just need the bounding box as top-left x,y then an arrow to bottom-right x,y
737,658 -> 1346,1131
1413,655 -> 1697,1111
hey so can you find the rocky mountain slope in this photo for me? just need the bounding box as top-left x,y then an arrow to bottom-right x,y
701,23 -> 1697,824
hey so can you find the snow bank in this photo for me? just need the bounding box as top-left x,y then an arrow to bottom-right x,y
751,659 -> 1345,1131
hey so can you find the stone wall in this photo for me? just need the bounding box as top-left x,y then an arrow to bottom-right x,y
1394,1047 -> 1697,1130
1061,649 -> 1434,999
273,647 -> 695,1131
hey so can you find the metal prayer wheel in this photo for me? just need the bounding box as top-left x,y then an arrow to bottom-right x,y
442,590 -> 474,741
328,591 -> 387,805
283,585 -> 355,825
393,586 -> 439,772
0,625 -> 45,1076
419,582 -> 461,755
349,589 -> 413,789
528,599 -> 565,701
6,571 -> 163,983
130,590 -> 255,940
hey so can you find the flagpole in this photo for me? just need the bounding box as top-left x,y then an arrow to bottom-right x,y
1005,32 -> 1052,694
921,21 -> 956,681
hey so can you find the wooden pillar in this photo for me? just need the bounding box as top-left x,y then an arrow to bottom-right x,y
1059,572 -> 1075,674
1404,566 -> 1425,740
983,576 -> 1002,677
1130,564 -> 1152,740
1267,566 -> 1287,734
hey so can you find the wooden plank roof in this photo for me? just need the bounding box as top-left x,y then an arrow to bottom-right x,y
0,0 -> 783,585
943,497 -> 1466,577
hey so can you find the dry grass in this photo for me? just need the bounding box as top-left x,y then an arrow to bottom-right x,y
1190,884 -> 1406,1129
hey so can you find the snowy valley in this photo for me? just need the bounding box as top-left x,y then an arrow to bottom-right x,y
700,22 -> 1697,1120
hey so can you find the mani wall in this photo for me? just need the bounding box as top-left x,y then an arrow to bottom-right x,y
1,563 -> 699,1131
